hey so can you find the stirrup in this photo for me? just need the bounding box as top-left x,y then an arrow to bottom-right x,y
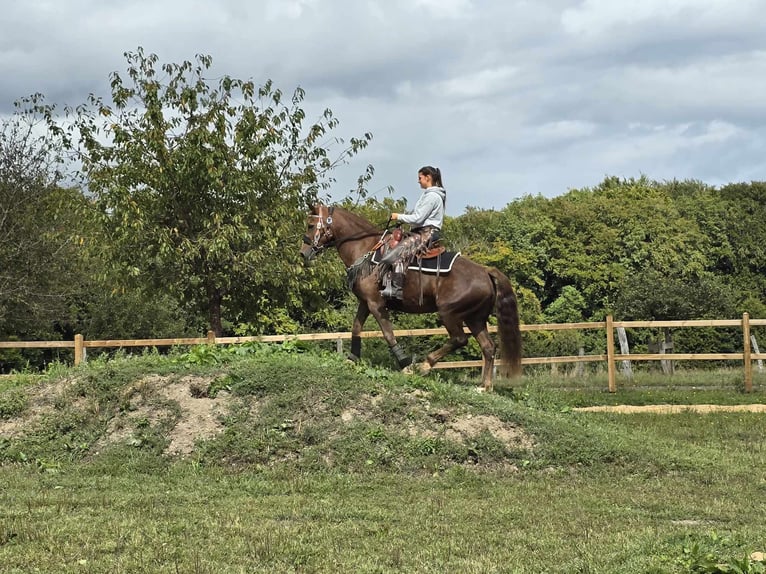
380,284 -> 403,300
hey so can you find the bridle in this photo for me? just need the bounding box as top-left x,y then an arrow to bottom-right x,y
303,205 -> 336,258
302,205 -> 391,260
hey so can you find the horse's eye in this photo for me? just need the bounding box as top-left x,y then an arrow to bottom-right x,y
307,224 -> 315,230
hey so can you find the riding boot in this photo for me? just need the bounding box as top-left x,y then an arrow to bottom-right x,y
381,271 -> 405,300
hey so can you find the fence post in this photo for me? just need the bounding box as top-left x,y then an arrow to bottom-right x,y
751,335 -> 763,373
660,329 -> 675,375
616,326 -> 633,379
74,334 -> 84,366
336,338 -> 343,355
743,312 -> 752,392
606,315 -> 616,393
207,330 -> 216,346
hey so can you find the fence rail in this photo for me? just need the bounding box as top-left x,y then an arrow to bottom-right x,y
2,314 -> 764,392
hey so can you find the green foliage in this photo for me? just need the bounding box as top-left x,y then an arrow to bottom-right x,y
615,268 -> 737,321
30,48 -> 372,336
72,286 -> 196,342
717,182 -> 766,279
656,533 -> 766,574
172,340 -> 312,368
441,176 -> 766,362
177,344 -> 228,367
1,105 -> 201,369
0,110 -> 79,339
447,195 -> 553,301
0,387 -> 28,419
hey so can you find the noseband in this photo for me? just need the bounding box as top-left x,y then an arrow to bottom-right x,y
303,206 -> 336,256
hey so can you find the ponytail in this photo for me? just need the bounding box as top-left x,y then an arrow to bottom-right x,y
418,165 -> 444,188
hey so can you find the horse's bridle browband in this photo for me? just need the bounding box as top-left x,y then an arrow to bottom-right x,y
303,206 -> 336,254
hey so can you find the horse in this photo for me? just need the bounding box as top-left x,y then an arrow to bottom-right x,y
300,204 -> 522,391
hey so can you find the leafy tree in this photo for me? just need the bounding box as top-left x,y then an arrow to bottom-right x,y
716,182 -> 766,294
33,48 -> 371,335
543,177 -> 716,316
0,108 -> 75,338
612,267 -> 741,355
544,285 -> 587,323
614,268 -> 737,321
444,196 -> 554,318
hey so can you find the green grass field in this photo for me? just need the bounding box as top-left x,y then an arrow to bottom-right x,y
1,346 -> 765,573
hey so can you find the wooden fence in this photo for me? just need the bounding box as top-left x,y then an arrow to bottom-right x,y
1,314 -> 764,392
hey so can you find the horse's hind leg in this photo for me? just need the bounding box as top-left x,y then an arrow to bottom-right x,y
467,321 -> 496,391
420,316 -> 469,373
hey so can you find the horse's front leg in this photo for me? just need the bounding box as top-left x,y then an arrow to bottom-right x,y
349,302 -> 370,361
368,299 -> 411,369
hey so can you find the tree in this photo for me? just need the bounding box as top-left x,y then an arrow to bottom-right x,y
445,196 -> 554,305
542,177 -> 716,316
716,182 -> 766,292
613,267 -> 740,355
34,48 -> 371,335
0,108 -> 75,338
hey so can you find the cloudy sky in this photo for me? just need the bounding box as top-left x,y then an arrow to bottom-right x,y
2,0 -> 765,214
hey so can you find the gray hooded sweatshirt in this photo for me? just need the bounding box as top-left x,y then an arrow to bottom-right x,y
397,186 -> 446,229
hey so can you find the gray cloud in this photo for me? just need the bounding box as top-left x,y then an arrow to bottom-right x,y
2,0 -> 765,214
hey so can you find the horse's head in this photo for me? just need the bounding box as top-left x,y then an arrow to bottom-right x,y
300,204 -> 336,261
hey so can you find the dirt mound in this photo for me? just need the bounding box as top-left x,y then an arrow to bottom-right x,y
97,375 -> 237,456
0,376 -> 76,438
340,390 -> 535,453
446,414 -> 534,450
1,374 -> 237,457
2,370 -> 534,468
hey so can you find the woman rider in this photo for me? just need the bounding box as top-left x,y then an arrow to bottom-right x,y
380,166 -> 446,299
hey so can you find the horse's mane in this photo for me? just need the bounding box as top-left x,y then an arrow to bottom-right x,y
330,205 -> 381,233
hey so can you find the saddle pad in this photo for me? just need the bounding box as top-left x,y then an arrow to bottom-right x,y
371,248 -> 461,274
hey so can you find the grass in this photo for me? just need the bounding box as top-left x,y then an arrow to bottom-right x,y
493,366 -> 766,410
0,346 -> 765,572
1,462 -> 765,572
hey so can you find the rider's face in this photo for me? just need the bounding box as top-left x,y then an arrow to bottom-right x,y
418,172 -> 433,189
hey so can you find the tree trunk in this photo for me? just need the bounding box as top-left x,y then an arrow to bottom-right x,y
207,283 -> 223,337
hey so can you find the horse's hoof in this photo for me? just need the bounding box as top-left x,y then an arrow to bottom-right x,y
402,362 -> 431,376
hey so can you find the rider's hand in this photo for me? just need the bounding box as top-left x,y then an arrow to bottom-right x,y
391,213 -> 399,220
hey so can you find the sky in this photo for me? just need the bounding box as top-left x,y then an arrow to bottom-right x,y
2,0 -> 765,215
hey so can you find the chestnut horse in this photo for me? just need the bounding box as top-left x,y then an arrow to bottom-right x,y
300,204 -> 522,391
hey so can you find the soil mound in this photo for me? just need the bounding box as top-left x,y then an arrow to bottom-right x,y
1,365 -> 534,470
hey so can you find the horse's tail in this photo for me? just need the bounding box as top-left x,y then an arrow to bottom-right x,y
488,267 -> 523,378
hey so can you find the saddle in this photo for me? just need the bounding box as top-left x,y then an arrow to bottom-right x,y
345,230 -> 461,292
371,234 -> 460,274
422,245 -> 446,259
